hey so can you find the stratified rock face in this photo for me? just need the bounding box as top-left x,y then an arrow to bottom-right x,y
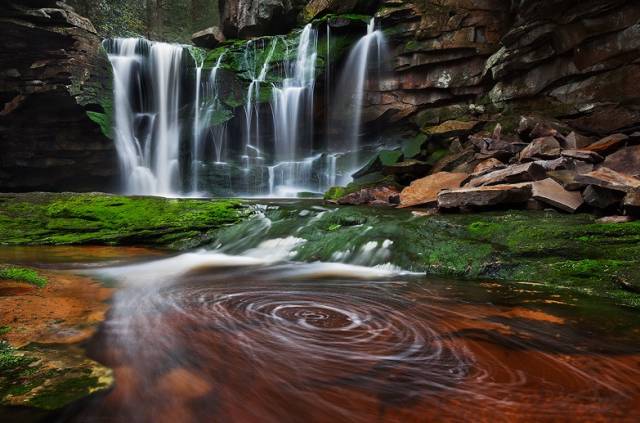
0,0 -> 117,192
367,0 -> 640,137
219,0 -> 310,38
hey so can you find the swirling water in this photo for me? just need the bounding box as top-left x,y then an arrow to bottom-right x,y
13,204 -> 640,422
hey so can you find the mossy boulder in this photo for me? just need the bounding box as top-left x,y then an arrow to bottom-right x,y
0,193 -> 247,250
0,342 -> 113,411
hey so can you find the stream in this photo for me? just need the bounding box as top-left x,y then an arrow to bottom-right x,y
4,202 -> 640,422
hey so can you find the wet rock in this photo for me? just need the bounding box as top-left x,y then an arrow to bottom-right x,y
624,191 -> 640,216
561,149 -> 604,163
532,178 -> 583,213
466,162 -> 547,188
602,145 -> 640,177
583,133 -> 629,154
399,172 -> 468,208
519,137 -> 562,161
547,170 -> 585,191
192,26 -> 225,49
576,168 -> 640,193
0,344 -> 113,410
583,185 -> 624,210
337,186 -> 401,206
438,183 -> 533,210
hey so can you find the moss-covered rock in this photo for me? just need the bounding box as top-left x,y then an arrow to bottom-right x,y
0,342 -> 113,411
0,193 -> 247,250
228,203 -> 640,308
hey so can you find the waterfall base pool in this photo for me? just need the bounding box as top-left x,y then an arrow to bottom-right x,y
3,245 -> 640,422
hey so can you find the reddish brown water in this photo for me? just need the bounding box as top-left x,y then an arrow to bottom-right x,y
54,260 -> 640,423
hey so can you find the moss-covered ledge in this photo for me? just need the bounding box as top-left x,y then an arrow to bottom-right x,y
0,193 -> 248,250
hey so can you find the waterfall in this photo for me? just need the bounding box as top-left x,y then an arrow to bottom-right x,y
331,19 -> 388,175
243,38 -> 278,160
191,53 -> 225,194
105,38 -> 183,196
269,24 -> 318,195
105,19 -> 387,197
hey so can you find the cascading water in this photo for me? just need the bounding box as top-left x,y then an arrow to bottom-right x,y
331,19 -> 389,177
106,19 -> 388,197
268,24 -> 319,195
191,53 -> 226,194
106,38 -> 183,196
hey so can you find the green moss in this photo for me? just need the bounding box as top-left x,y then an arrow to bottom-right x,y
402,134 -> 429,159
324,186 -> 346,201
0,267 -> 47,288
0,326 -> 10,336
27,374 -> 101,410
0,193 -> 247,250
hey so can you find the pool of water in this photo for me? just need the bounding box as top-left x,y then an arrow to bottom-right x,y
50,252 -> 640,422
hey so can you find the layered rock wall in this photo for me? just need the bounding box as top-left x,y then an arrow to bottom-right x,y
369,0 -> 640,137
0,0 -> 118,192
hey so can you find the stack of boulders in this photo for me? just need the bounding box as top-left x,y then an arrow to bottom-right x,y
334,115 -> 640,218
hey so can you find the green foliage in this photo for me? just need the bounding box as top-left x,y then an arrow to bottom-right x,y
0,193 -> 247,250
0,267 -> 47,288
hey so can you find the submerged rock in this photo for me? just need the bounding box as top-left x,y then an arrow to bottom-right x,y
399,172 -> 468,208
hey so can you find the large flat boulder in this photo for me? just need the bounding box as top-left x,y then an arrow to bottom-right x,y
602,145 -> 640,177
438,183 -> 532,209
532,178 -> 583,213
576,167 -> 640,192
466,162 -> 547,187
399,172 -> 468,208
